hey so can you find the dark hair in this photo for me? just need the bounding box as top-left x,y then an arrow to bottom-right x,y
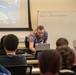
39,50 -> 62,75
56,37 -> 69,48
37,25 -> 44,30
0,35 -> 6,48
56,45 -> 75,69
3,34 -> 19,51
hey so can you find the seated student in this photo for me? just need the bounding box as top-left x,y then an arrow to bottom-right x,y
0,34 -> 27,66
0,35 -> 6,55
0,64 -> 11,75
39,50 -> 62,75
56,37 -> 69,49
56,45 -> 76,75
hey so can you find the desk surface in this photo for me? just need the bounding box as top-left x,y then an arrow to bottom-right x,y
32,67 -> 40,74
26,67 -> 40,74
27,59 -> 38,65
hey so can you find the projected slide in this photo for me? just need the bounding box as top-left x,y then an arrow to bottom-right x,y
0,0 -> 32,31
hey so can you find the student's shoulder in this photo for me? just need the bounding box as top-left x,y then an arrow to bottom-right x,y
15,55 -> 26,59
0,55 -> 7,58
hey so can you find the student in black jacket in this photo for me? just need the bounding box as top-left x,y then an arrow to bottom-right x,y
0,34 -> 27,66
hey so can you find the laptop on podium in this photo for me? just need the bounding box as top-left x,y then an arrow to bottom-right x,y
35,43 -> 50,50
35,43 -> 50,58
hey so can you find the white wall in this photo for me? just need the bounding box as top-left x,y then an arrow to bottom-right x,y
0,31 -> 31,42
30,0 -> 76,29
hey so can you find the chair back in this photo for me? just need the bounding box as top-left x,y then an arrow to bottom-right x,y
5,65 -> 32,75
25,36 -> 35,49
35,50 -> 44,59
25,36 -> 29,48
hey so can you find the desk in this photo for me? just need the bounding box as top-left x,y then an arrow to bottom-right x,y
32,67 -> 40,75
26,67 -> 40,75
16,49 -> 27,54
18,41 -> 25,48
26,56 -> 40,74
27,59 -> 38,65
27,59 -> 40,75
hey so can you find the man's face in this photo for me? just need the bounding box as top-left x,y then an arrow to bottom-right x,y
37,29 -> 44,37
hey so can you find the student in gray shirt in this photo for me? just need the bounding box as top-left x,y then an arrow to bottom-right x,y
25,25 -> 48,54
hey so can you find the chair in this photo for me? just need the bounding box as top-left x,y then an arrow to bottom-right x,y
25,36 -> 35,49
35,49 -> 52,59
35,50 -> 44,59
25,36 -> 29,48
5,65 -> 32,75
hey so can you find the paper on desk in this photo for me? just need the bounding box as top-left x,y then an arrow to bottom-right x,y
32,68 -> 40,72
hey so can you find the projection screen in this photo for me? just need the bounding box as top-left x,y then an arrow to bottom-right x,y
0,0 -> 32,31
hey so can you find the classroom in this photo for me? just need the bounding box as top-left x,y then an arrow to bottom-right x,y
0,0 -> 76,75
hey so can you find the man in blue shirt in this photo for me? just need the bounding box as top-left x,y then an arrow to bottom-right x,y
26,25 -> 48,54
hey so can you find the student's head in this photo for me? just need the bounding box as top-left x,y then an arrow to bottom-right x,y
0,35 -> 6,48
3,34 -> 19,51
37,25 -> 44,37
56,45 -> 75,69
39,50 -> 62,75
56,37 -> 69,49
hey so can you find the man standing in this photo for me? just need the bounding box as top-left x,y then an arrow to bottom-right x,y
25,25 -> 48,54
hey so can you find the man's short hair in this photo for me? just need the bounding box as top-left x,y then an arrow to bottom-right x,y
3,34 -> 19,51
37,25 -> 44,30
56,37 -> 69,47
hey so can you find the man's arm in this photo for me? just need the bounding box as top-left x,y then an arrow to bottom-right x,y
43,31 -> 48,43
29,42 -> 36,52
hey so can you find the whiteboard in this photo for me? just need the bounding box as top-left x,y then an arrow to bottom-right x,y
38,11 -> 76,49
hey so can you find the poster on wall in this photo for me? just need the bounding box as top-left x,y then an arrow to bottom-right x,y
0,0 -> 32,31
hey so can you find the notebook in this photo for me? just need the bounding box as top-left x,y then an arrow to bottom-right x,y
35,43 -> 50,50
